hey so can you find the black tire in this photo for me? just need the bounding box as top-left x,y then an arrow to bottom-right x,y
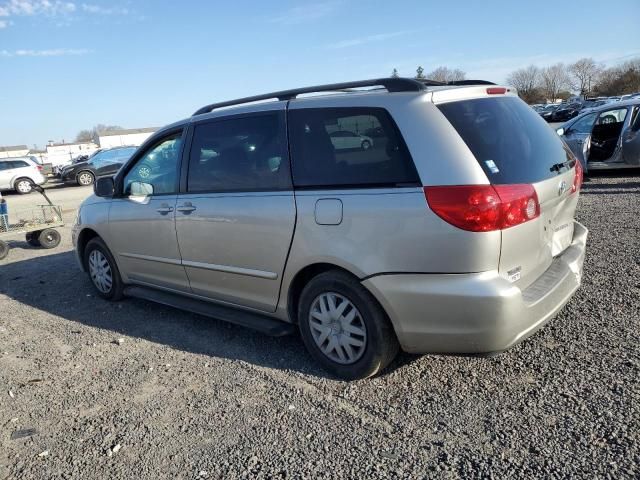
84,237 -> 124,301
38,229 -> 61,249
14,178 -> 34,194
298,270 -> 399,380
26,231 -> 42,247
0,240 -> 9,260
76,171 -> 95,186
361,140 -> 372,151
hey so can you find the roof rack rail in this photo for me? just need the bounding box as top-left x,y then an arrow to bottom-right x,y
193,77 -> 426,116
446,80 -> 496,86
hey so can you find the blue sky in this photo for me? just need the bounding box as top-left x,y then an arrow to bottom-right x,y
1,0 -> 639,148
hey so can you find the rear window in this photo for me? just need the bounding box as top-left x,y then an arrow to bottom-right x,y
438,97 -> 573,184
289,107 -> 419,189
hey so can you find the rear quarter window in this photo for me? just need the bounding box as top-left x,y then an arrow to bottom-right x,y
288,107 -> 419,188
438,97 -> 573,184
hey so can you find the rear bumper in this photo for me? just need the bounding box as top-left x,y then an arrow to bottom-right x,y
363,221 -> 588,354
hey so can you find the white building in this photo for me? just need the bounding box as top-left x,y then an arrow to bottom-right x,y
98,127 -> 158,148
0,145 -> 29,158
46,141 -> 99,167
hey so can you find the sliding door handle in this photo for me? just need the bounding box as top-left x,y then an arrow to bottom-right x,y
156,204 -> 174,215
177,202 -> 197,214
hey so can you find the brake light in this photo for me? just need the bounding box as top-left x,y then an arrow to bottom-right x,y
36,165 -> 43,171
424,184 -> 540,232
571,160 -> 583,194
487,87 -> 507,95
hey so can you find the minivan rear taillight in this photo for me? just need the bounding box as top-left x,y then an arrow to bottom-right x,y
571,160 -> 583,194
424,184 -> 540,232
36,165 -> 43,171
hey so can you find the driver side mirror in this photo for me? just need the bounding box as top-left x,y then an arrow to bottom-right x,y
129,181 -> 154,197
556,127 -> 565,136
94,176 -> 115,197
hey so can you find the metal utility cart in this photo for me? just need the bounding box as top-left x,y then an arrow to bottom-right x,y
0,185 -> 63,260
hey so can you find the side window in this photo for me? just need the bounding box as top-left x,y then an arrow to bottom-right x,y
289,107 -> 419,188
10,161 -> 28,168
571,113 -> 597,134
0,163 -> 10,171
124,133 -> 183,195
597,108 -> 627,125
187,112 -> 290,193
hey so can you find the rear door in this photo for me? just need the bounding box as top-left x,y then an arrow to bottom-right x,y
0,162 -> 11,188
175,107 -> 295,312
437,96 -> 581,289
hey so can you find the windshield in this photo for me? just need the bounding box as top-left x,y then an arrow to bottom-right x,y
438,96 -> 573,184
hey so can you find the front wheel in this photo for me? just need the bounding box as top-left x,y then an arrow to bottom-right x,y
84,237 -> 124,301
14,178 -> 33,194
298,271 -> 399,380
77,171 -> 95,186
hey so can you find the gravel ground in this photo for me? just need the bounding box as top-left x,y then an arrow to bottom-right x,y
1,174 -> 639,479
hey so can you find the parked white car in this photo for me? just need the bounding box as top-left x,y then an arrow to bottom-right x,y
0,157 -> 46,194
329,130 -> 374,150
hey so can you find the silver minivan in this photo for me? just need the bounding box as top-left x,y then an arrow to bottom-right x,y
73,78 -> 588,379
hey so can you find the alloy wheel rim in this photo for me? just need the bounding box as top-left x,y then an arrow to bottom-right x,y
138,166 -> 151,178
88,250 -> 113,293
79,173 -> 93,185
308,292 -> 367,365
17,181 -> 31,193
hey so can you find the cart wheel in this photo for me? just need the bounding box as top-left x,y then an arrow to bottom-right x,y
0,240 -> 9,260
26,231 -> 42,247
38,229 -> 61,249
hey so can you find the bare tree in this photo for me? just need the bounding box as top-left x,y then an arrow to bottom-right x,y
506,65 -> 542,103
75,129 -> 94,143
541,63 -> 570,102
594,58 -> 640,96
391,68 -> 399,78
426,66 -> 466,83
569,58 -> 602,97
415,66 -> 425,79
75,124 -> 122,144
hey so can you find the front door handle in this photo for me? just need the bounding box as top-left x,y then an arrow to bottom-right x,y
156,204 -> 174,215
177,202 -> 196,214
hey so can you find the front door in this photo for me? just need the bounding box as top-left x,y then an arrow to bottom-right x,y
562,112 -> 596,169
107,131 -> 190,292
175,109 -> 296,312
622,105 -> 640,165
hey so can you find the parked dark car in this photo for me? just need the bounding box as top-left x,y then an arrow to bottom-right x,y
550,103 -> 583,122
539,104 -> 561,122
60,146 -> 137,186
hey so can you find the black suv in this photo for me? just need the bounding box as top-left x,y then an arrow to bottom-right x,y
60,147 -> 137,186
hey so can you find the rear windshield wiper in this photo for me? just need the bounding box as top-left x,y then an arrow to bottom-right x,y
549,160 -> 573,173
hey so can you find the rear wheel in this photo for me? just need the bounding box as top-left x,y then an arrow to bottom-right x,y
38,229 -> 61,249
298,271 -> 399,380
14,178 -> 33,194
84,237 -> 124,300
0,240 -> 9,260
77,171 -> 94,186
26,231 -> 42,247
